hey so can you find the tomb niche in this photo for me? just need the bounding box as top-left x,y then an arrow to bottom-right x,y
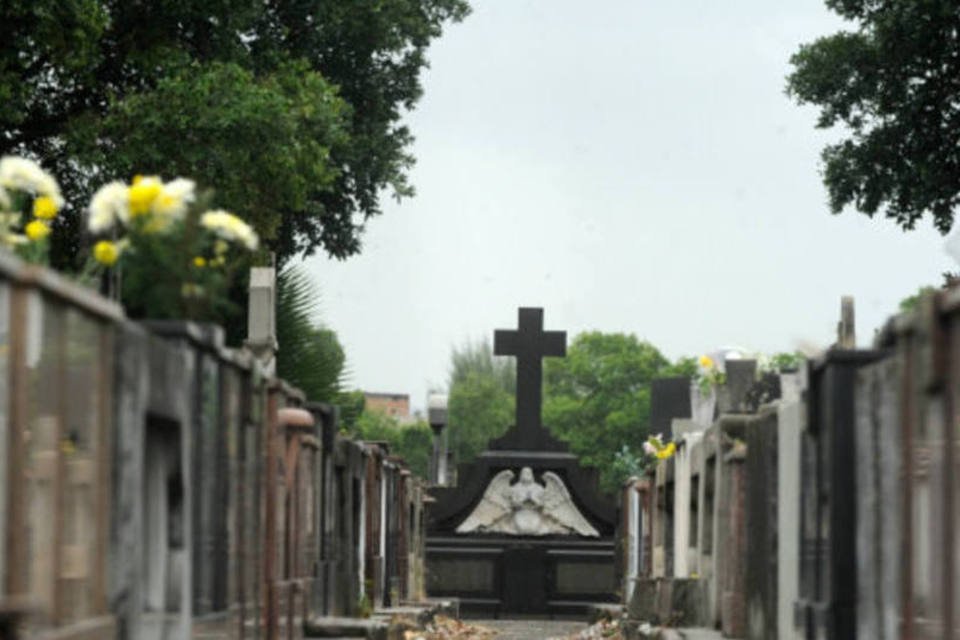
426,308 -> 617,617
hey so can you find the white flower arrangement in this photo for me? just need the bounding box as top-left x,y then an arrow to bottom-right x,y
88,181 -> 131,233
200,209 -> 259,250
0,156 -> 63,208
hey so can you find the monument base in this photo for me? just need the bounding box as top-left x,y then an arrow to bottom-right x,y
427,534 -> 616,617
426,427 -> 618,617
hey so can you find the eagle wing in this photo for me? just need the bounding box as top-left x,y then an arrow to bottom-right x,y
456,469 -> 515,533
541,471 -> 600,537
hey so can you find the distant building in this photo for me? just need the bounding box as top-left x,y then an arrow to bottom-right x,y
364,392 -> 410,419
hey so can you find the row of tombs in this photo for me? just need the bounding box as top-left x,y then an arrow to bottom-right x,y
0,251 -> 433,640
616,290 -> 960,639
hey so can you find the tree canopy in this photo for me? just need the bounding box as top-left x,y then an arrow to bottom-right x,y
447,339 -> 516,464
787,0 -> 960,233
1,0 -> 470,266
445,332 -> 689,492
350,408 -> 433,479
544,332 -> 677,492
276,265 -> 347,403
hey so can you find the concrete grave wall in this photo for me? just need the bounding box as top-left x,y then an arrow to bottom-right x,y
776,397 -> 804,640
0,257 -> 431,640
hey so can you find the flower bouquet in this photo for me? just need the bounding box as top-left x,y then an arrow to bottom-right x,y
87,174 -> 259,321
0,156 -> 64,264
643,434 -> 676,461
695,354 -> 726,395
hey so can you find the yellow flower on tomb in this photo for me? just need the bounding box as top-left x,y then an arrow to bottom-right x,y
32,195 -> 58,220
213,239 -> 229,256
25,220 -> 50,241
644,434 -> 677,461
655,442 -> 677,460
128,175 -> 163,216
152,178 -> 195,220
193,256 -> 207,268
93,240 -> 119,266
699,354 -> 715,369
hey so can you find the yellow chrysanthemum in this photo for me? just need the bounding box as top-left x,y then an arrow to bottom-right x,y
93,240 -> 119,266
152,178 -> 195,220
32,195 -> 58,220
128,176 -> 162,216
24,220 -> 50,241
698,355 -> 715,369
211,255 -> 226,267
193,256 -> 207,268
655,442 -> 677,460
213,239 -> 229,256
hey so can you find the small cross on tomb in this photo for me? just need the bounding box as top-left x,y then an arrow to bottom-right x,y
494,308 -> 566,448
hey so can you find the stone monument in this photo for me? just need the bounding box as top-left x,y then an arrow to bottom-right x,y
426,308 -> 617,616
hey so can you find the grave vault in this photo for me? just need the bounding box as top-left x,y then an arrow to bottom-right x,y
426,308 -> 617,617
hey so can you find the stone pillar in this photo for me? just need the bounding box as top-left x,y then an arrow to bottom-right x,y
777,397 -> 805,640
246,265 -> 277,376
428,393 -> 448,485
837,295 -> 856,348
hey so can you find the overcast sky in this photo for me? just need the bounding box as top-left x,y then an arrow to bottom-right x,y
303,0 -> 955,413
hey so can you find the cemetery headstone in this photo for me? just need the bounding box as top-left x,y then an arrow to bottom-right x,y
426,308 -> 617,616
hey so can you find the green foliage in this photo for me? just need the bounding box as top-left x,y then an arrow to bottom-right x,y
664,356 -> 698,378
336,390 -> 367,432
353,410 -> 433,479
543,332 -> 674,493
276,265 -> 347,403
444,332 -> 694,491
81,62 -> 346,246
1,0 -> 471,266
787,1 -> 960,233
898,285 -> 939,313
768,352 -> 805,372
447,339 -> 515,464
611,445 -> 646,484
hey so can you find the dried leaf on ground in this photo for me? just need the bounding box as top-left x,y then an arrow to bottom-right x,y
558,618 -> 625,640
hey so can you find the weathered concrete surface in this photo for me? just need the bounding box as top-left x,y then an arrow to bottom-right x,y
676,628 -> 723,640
474,618 -> 586,639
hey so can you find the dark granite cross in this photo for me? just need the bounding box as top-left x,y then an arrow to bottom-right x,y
494,308 -> 566,445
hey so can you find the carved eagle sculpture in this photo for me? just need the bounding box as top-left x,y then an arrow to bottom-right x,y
455,467 -> 599,537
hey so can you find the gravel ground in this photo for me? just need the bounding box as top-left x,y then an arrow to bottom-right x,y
470,619 -> 587,640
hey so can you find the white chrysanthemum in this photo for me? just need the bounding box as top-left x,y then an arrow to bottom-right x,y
0,156 -> 63,207
151,178 -> 196,219
88,181 -> 131,233
200,209 -> 259,250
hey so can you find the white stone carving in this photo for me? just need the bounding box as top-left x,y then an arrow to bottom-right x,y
455,467 -> 599,537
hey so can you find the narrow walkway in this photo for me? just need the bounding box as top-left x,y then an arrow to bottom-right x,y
676,628 -> 724,640
474,618 -> 586,639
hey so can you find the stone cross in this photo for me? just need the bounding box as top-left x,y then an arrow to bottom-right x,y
494,308 -> 566,445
